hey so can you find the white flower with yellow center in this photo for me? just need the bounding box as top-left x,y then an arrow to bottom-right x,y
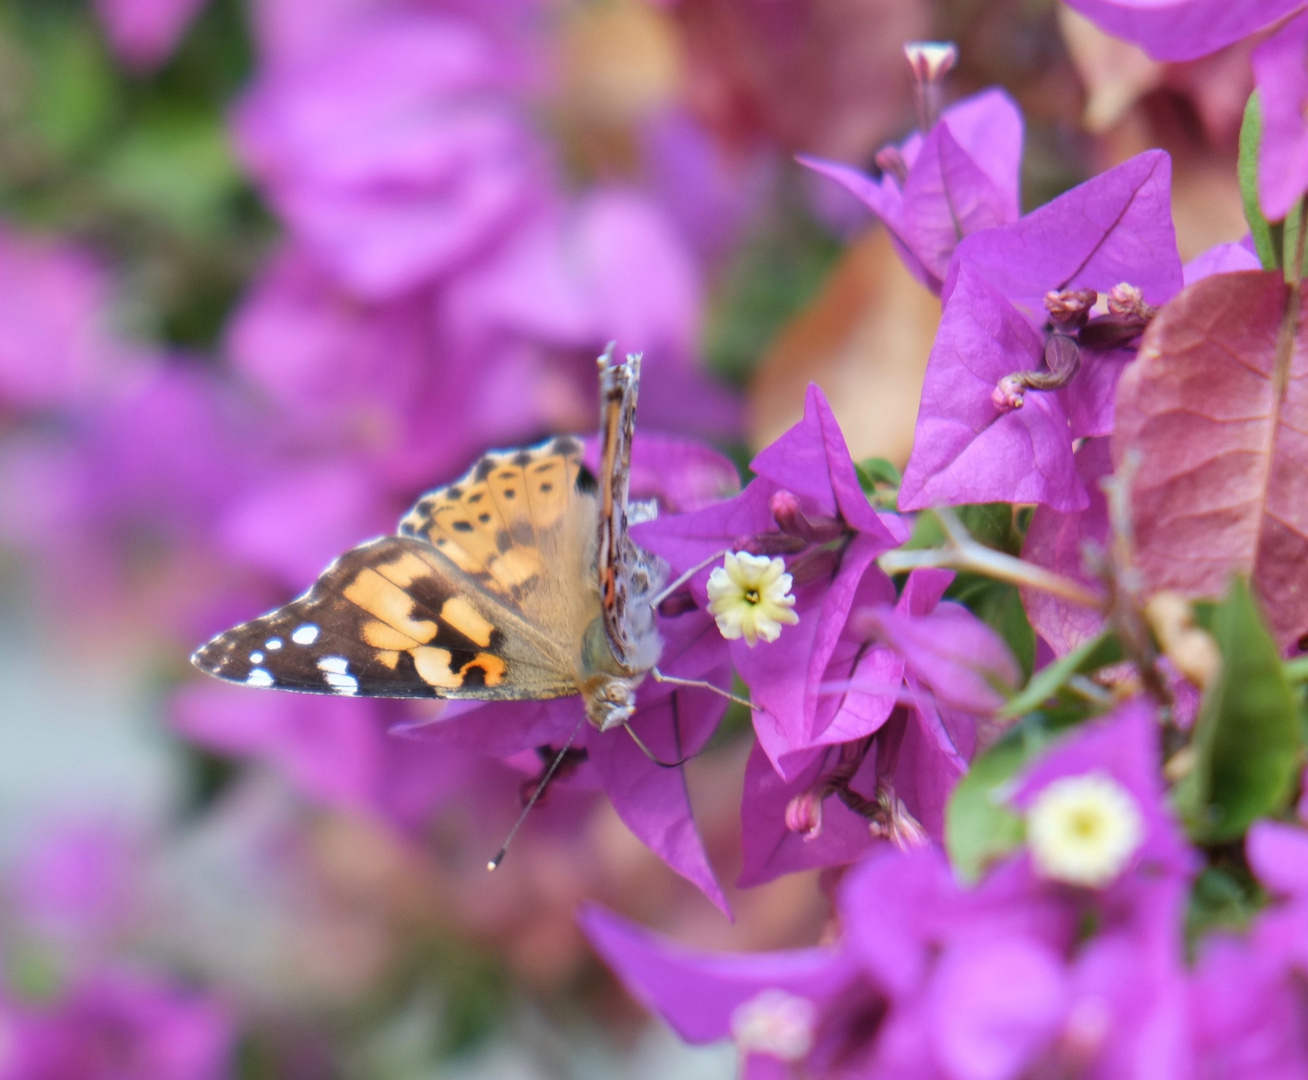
1026,772 -> 1145,888
729,988 -> 816,1061
706,552 -> 799,646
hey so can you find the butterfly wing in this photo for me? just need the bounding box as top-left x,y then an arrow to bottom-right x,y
192,534 -> 582,700
397,434 -> 606,640
596,350 -> 664,673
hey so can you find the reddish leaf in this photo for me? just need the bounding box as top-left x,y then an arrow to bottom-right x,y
1113,270 -> 1308,649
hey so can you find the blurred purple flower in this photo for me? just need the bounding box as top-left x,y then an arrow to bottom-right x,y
226,247 -> 509,491
7,822 -> 142,953
900,151 -> 1181,511
1011,699 -> 1197,884
591,793 -> 1195,1080
213,458 -> 396,590
438,189 -> 740,439
0,971 -> 236,1080
0,362 -> 270,638
1253,11 -> 1308,222
1061,0 -> 1304,61
1182,236 -> 1262,284
173,684 -> 479,832
0,225 -> 133,413
1185,821 -> 1308,1075
580,903 -> 878,1080
799,88 -> 1024,294
232,12 -> 544,299
92,0 -> 211,71
1190,934 -> 1308,1080
859,584 -> 1020,717
638,110 -> 774,262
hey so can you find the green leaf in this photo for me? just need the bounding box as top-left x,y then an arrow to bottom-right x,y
1239,91 -> 1281,268
1184,866 -> 1262,953
99,111 -> 243,238
945,734 -> 1031,882
1000,631 -> 1123,719
24,17 -> 120,164
1175,578 -> 1302,842
901,503 -> 1020,553
855,456 -> 901,491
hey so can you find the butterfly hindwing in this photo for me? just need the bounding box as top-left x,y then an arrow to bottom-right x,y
191,536 -> 580,700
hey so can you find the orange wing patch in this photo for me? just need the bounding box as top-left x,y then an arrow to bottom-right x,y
398,438 -> 584,600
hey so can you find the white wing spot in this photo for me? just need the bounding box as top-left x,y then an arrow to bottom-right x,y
247,669 -> 275,688
291,624 -> 320,645
316,655 -> 358,695
250,652 -> 264,664
265,638 -> 283,650
326,674 -> 358,695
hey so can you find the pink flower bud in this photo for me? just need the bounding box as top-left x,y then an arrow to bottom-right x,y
785,791 -> 824,841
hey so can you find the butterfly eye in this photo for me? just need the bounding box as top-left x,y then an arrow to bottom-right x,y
603,682 -> 633,706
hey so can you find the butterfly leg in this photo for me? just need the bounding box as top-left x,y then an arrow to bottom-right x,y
649,548 -> 732,609
650,668 -> 753,709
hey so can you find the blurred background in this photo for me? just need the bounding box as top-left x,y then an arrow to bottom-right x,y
0,0 -> 1251,1076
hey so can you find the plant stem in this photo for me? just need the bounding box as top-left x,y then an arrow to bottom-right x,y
878,508 -> 1103,610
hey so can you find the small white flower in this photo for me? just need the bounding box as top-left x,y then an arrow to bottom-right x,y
706,552 -> 799,646
1026,772 -> 1145,888
730,988 -> 816,1062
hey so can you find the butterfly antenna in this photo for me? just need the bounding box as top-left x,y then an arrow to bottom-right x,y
649,548 -> 731,610
651,668 -> 753,710
622,722 -> 691,769
488,716 -> 585,872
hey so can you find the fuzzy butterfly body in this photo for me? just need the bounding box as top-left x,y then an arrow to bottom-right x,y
192,351 -> 667,731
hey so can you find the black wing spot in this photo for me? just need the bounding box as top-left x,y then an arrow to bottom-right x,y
451,520 -> 474,533
468,492 -> 483,504
554,436 -> 583,457
478,512 -> 491,523
495,530 -> 513,553
474,458 -> 497,481
512,449 -> 535,466
575,463 -> 598,495
539,482 -> 553,493
502,488 -> 516,500
447,485 -> 463,500
436,537 -> 448,546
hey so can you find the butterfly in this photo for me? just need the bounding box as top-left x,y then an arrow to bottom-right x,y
192,348 -> 669,732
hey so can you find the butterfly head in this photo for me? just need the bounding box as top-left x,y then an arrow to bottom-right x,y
586,676 -> 643,731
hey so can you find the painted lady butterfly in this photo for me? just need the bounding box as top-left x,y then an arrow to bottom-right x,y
192,348 -> 668,732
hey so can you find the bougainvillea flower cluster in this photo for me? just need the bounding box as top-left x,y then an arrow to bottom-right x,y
6,0 -> 1308,1075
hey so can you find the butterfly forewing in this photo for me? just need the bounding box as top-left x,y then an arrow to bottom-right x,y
191,536 -> 580,700
595,351 -> 663,673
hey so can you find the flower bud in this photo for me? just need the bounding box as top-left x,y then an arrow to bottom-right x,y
770,489 -> 845,543
785,790 -> 824,841
903,41 -> 958,84
1044,287 -> 1097,328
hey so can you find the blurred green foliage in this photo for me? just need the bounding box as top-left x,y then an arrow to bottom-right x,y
0,0 -> 270,346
